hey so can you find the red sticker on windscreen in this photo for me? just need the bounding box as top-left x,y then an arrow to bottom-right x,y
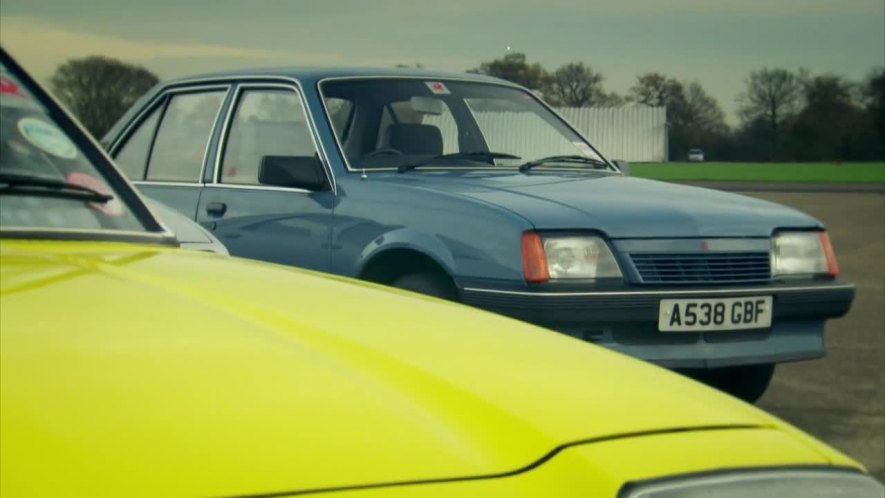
425,81 -> 450,95
0,76 -> 26,97
65,171 -> 124,217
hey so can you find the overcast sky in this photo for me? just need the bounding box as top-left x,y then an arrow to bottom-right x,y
1,0 -> 883,123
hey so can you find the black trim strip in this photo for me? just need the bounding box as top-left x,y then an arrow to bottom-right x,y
462,283 -> 854,298
217,424 -> 764,498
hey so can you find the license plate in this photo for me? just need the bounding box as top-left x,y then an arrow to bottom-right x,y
658,296 -> 773,332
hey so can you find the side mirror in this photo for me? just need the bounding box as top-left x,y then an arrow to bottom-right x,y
613,159 -> 630,176
259,155 -> 329,190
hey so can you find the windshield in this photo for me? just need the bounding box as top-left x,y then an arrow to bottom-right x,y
320,78 -> 609,171
0,57 -> 149,235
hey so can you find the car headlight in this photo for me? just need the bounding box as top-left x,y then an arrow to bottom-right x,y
771,231 -> 839,277
621,469 -> 884,498
521,233 -> 622,282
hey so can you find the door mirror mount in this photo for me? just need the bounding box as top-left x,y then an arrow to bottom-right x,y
259,155 -> 329,191
613,159 -> 630,176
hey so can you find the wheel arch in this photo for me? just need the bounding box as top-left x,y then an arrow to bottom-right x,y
359,246 -> 453,282
356,230 -> 458,293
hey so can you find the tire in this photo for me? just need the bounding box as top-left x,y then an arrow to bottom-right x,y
391,272 -> 456,301
680,363 -> 776,403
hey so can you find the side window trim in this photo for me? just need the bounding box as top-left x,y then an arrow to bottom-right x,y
213,82 -> 332,191
204,84 -> 239,184
159,86 -> 230,184
108,96 -> 166,180
141,96 -> 169,180
113,84 -> 231,185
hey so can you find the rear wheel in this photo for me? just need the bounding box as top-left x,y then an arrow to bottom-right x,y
680,363 -> 776,403
391,272 -> 457,301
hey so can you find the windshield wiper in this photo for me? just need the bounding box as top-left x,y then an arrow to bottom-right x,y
398,151 -> 521,173
518,155 -> 610,173
0,172 -> 113,204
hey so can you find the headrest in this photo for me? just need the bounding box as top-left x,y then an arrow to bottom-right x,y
387,123 -> 443,156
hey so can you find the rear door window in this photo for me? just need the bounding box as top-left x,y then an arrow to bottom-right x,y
114,106 -> 160,180
146,91 -> 226,182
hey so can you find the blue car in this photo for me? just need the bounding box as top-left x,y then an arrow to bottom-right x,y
103,68 -> 854,401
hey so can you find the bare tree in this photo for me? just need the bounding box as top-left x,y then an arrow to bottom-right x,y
684,82 -> 727,133
863,68 -> 885,156
630,73 -> 729,159
548,63 -> 616,107
629,73 -> 685,109
50,56 -> 159,138
791,74 -> 865,160
737,68 -> 801,159
629,72 -> 693,124
864,67 -> 885,110
469,52 -> 549,91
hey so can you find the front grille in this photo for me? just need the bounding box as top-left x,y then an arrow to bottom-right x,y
629,252 -> 771,284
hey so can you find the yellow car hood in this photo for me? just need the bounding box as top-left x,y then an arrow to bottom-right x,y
0,241 -> 838,497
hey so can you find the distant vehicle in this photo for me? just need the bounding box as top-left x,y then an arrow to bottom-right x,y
688,148 -> 705,161
104,67 -> 854,402
3,46 -> 883,498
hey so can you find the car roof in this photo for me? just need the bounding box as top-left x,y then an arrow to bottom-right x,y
104,66 -> 523,145
163,66 -> 518,87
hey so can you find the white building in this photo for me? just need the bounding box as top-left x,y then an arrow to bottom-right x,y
556,106 -> 667,163
426,105 -> 668,163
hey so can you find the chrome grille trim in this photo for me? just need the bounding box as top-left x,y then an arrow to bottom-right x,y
630,252 -> 771,284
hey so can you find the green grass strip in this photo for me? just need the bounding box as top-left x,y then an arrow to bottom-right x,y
630,162 -> 885,183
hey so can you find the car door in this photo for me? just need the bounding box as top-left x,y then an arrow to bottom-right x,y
196,84 -> 335,272
110,86 -> 230,219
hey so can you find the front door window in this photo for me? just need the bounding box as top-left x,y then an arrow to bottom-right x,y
220,88 -> 316,186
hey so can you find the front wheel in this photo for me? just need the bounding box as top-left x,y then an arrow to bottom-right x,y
391,272 -> 457,301
680,363 -> 776,403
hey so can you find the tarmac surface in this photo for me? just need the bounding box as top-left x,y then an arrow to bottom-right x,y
693,184 -> 885,482
682,181 -> 885,194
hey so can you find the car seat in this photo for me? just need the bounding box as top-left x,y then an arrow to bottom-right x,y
387,123 -> 443,156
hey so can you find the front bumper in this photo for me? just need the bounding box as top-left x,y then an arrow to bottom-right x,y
460,281 -> 855,368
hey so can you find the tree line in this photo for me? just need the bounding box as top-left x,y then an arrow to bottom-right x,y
50,54 -> 884,162
469,53 -> 884,162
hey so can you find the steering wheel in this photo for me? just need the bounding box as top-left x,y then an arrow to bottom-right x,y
364,148 -> 404,158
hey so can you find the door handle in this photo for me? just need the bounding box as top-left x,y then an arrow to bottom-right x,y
205,202 -> 227,216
